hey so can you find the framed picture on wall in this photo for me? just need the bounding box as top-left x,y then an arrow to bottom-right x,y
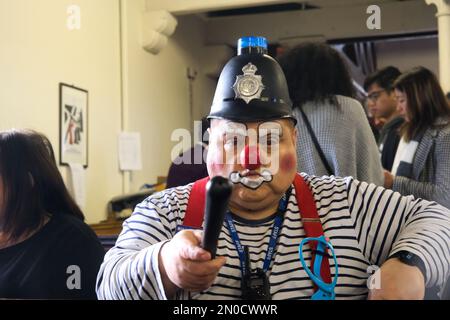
59,83 -> 88,168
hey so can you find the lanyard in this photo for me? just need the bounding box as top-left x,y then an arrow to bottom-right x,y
224,190 -> 290,276
182,174 -> 334,299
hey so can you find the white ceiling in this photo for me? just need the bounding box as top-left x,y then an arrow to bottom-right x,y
190,0 -> 418,21
307,0 -> 404,8
145,0 -> 436,45
147,0 -> 417,16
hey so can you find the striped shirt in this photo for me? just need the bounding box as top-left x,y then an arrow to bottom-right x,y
96,174 -> 450,300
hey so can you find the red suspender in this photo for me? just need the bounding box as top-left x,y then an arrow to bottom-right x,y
293,174 -> 332,286
183,174 -> 332,286
183,177 -> 209,228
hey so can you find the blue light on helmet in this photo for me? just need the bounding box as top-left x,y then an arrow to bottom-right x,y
237,36 -> 268,55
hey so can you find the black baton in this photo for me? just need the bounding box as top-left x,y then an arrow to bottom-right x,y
201,176 -> 233,259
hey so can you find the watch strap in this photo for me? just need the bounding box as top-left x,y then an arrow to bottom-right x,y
389,250 -> 427,279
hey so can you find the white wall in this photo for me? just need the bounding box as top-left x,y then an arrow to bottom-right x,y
121,0 -> 216,192
375,36 -> 439,77
0,0 -> 220,224
0,0 -> 123,224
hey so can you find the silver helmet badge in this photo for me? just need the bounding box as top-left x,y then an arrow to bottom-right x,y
232,63 -> 265,104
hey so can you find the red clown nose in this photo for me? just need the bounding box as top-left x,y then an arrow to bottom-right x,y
241,145 -> 261,170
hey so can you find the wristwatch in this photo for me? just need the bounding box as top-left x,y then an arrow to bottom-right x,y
389,250 -> 427,278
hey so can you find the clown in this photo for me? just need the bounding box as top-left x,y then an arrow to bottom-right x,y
97,37 -> 450,300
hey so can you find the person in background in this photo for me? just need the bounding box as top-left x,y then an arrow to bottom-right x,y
0,129 -> 104,299
366,95 -> 387,142
384,67 -> 450,209
446,92 -> 450,105
278,42 -> 384,186
364,66 -> 404,171
367,110 -> 385,143
166,117 -> 209,188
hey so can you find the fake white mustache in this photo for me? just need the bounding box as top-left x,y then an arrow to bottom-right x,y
229,169 -> 273,190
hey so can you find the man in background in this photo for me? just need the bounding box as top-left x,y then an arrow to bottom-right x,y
364,66 -> 403,171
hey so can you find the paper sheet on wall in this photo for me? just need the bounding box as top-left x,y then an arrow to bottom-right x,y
68,163 -> 86,209
118,132 -> 143,171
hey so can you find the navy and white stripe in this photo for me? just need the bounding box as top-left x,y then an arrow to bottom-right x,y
96,173 -> 450,300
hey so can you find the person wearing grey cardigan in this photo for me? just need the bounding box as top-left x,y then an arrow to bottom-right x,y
390,120 -> 450,209
385,67 -> 450,209
294,95 -> 384,186
278,42 -> 384,186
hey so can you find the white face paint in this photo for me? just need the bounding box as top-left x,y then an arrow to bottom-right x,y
229,169 -> 273,190
222,122 -> 247,165
222,121 -> 282,190
258,121 -> 281,173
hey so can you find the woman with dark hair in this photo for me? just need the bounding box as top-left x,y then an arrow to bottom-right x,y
0,129 -> 104,299
385,67 -> 450,209
278,42 -> 383,185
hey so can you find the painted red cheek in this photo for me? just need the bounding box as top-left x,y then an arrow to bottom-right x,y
280,154 -> 296,172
